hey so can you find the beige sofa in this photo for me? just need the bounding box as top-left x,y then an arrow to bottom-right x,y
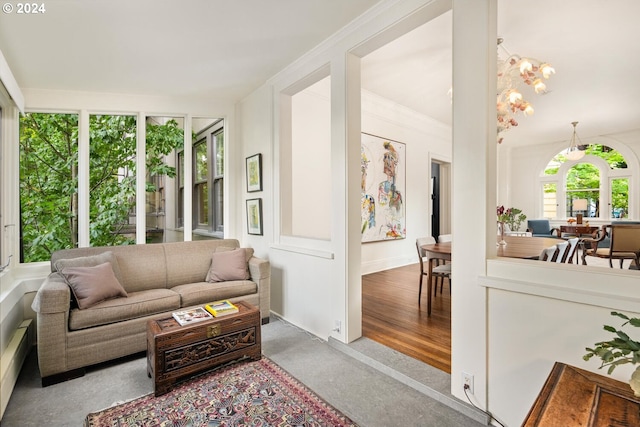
31,239 -> 270,386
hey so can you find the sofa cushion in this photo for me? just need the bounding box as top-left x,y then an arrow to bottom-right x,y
205,249 -> 251,282
54,251 -> 124,285
164,240 -> 240,287
171,281 -> 257,308
69,288 -> 181,330
60,262 -> 128,309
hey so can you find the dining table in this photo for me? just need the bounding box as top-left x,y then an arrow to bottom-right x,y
420,235 -> 562,315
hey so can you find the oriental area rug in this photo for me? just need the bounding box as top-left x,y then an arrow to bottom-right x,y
84,357 -> 358,427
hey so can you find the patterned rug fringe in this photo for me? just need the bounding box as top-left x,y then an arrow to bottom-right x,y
84,356 -> 358,427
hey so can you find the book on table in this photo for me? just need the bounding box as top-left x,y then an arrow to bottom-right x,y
172,307 -> 213,326
205,300 -> 239,317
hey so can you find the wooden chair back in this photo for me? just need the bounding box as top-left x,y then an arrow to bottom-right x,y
416,237 -> 436,274
438,234 -> 452,243
539,245 -> 559,262
554,241 -> 570,263
610,224 -> 640,254
561,238 -> 580,263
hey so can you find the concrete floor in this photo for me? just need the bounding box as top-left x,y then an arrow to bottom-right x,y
2,316 -> 489,427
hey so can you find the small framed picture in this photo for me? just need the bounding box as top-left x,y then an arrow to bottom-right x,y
246,153 -> 262,192
246,198 -> 263,235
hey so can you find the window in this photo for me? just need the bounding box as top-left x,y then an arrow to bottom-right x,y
178,119 -> 224,237
542,182 -> 557,219
194,138 -> 209,227
19,112 -> 79,262
19,112 -> 187,262
540,144 -> 632,220
566,163 -> 600,218
89,114 -> 138,246
177,151 -> 185,228
212,129 -> 224,233
145,116 -> 184,243
611,178 -> 629,219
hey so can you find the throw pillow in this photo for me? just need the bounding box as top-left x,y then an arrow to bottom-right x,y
214,246 -> 254,262
54,251 -> 124,285
60,262 -> 128,309
205,249 -> 250,283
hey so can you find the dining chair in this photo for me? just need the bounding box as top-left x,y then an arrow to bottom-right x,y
527,219 -> 561,238
416,237 -> 451,306
538,245 -> 559,262
553,240 -> 570,263
581,224 -> 640,268
561,237 -> 580,263
434,234 -> 452,295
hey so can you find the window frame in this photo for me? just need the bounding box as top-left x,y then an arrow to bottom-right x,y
181,119 -> 224,237
539,152 -> 633,220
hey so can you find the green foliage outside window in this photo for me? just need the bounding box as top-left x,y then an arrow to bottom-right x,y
20,113 -> 184,262
20,113 -> 79,262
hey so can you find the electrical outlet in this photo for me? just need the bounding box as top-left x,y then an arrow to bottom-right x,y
334,320 -> 341,334
462,372 -> 474,394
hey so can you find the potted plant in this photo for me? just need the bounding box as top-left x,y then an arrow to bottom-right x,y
584,311 -> 640,396
496,206 -> 527,232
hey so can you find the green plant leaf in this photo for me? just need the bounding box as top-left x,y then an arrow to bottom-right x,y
612,311 -> 630,320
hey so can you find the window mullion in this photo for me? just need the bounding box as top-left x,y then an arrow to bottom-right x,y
78,110 -> 90,247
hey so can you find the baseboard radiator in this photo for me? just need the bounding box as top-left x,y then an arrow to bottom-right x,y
0,319 -> 32,421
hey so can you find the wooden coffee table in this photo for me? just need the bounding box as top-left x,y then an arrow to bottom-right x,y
146,300 -> 261,396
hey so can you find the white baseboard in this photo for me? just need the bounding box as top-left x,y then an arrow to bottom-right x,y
0,319 -> 32,421
361,255 -> 414,275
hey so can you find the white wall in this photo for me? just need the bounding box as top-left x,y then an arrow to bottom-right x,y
290,78 -> 332,240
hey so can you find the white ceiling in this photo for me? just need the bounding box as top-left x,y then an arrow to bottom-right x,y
0,0 -> 377,102
362,0 -> 640,147
1,0 -> 639,148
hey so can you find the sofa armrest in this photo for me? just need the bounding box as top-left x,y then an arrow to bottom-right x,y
31,273 -> 72,379
248,256 -> 270,322
31,273 -> 71,314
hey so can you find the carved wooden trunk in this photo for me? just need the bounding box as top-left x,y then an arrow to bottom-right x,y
522,362 -> 640,426
146,300 -> 261,396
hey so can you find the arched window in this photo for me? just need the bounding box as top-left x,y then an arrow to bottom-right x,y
540,144 -> 631,220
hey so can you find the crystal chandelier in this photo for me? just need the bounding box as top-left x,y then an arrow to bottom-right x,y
565,121 -> 586,160
496,38 -> 555,143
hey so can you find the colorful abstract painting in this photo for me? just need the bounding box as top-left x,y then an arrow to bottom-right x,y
361,133 -> 406,242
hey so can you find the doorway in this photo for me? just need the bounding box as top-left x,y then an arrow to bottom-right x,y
358,8 -> 453,371
432,160 -> 452,240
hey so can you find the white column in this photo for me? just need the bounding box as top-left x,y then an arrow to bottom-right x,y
332,52 -> 363,343
450,0 -> 497,407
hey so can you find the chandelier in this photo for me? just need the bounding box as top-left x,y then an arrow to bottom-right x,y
565,121 -> 586,160
496,38 -> 555,143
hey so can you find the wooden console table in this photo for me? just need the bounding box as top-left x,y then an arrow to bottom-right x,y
559,225 -> 599,237
522,362 -> 640,426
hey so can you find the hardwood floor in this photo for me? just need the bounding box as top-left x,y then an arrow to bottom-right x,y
362,263 -> 452,373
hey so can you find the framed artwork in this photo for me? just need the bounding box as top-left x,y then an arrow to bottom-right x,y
246,153 -> 262,192
246,198 -> 263,235
360,133 -> 406,242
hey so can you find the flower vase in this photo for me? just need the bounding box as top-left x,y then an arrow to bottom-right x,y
498,221 -> 507,246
